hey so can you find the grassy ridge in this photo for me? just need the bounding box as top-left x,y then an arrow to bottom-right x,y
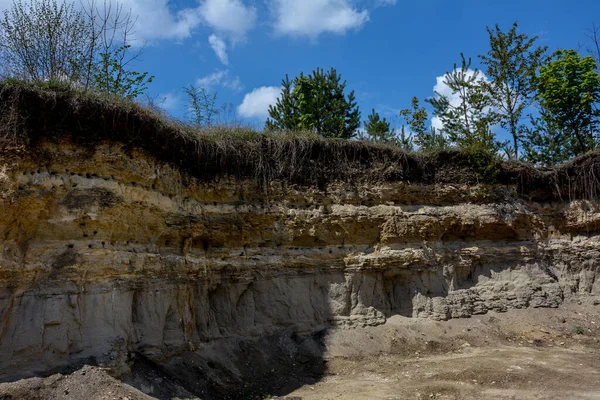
0,80 -> 598,201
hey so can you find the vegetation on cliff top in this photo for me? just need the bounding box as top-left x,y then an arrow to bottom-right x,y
2,1 -> 600,173
1,79 -> 600,202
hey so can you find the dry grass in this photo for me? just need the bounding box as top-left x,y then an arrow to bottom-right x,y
1,79 -> 600,201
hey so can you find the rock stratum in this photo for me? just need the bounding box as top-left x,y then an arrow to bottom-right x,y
1,84 -> 600,399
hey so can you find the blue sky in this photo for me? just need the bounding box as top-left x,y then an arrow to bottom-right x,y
3,0 -> 598,135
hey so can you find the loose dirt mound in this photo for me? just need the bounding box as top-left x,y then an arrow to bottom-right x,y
0,365 -> 152,400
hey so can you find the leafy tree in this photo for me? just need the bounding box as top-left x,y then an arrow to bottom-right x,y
361,109 -> 395,143
478,21 -> 548,160
0,0 -> 91,82
426,54 -> 500,152
535,49 -> 600,157
184,84 -> 219,127
400,96 -> 448,150
266,67 -> 360,138
94,45 -> 153,99
86,1 -> 153,98
0,0 -> 152,98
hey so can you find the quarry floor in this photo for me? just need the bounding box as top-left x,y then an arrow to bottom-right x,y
2,298 -> 600,400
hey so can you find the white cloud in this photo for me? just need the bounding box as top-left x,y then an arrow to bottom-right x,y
377,0 -> 397,5
199,0 -> 257,40
197,70 -> 243,92
208,34 -> 229,65
271,0 -> 369,38
430,69 -> 489,131
0,0 -> 257,44
238,86 -> 281,119
0,0 -> 203,43
100,0 -> 203,43
198,70 -> 228,87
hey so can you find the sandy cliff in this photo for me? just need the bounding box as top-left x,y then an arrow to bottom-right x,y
1,84 -> 600,398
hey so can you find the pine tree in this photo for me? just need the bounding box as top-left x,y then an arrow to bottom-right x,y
264,75 -> 298,131
426,54 -> 500,152
400,97 -> 448,150
265,67 -> 360,138
361,109 -> 395,143
521,107 -> 570,166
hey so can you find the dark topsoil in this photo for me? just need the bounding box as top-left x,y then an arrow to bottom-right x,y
1,81 -> 599,201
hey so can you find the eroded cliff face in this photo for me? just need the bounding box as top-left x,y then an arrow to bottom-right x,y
1,139 -> 599,395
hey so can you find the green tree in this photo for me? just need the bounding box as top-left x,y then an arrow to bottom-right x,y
478,21 -> 548,160
265,74 -> 298,131
94,45 -> 153,99
426,54 -> 500,152
0,0 -> 91,82
400,96 -> 447,150
0,0 -> 152,98
396,126 -> 414,151
266,67 -> 360,138
535,49 -> 600,157
521,107 -> 570,166
361,109 -> 395,143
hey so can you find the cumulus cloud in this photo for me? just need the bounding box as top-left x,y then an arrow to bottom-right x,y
98,0 -> 203,42
430,69 -> 489,131
199,0 -> 257,40
199,1 -> 256,64
271,0 -> 369,38
0,0 -> 203,43
197,70 -> 243,92
112,0 -> 258,42
0,0 -> 258,44
238,86 -> 281,119
208,34 -> 229,65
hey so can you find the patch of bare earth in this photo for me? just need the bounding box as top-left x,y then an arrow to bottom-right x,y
289,298 -> 600,400
2,298 -> 600,399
